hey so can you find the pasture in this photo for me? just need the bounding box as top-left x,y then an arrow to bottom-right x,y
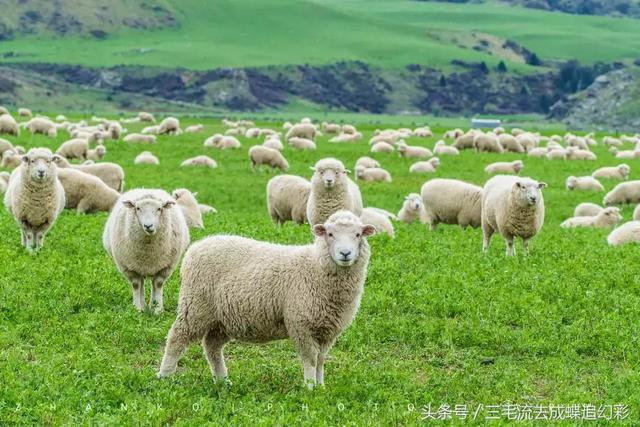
0,117 -> 639,424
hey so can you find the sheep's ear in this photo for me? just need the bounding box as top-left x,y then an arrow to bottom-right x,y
52,155 -> 63,163
21,155 -> 29,163
362,224 -> 376,237
122,200 -> 135,209
193,192 -> 198,197
538,182 -> 547,189
344,169 -> 351,174
309,166 -> 316,171
312,224 -> 327,237
163,200 -> 176,209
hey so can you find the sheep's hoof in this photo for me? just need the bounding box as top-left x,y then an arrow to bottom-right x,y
156,369 -> 173,379
153,306 -> 164,315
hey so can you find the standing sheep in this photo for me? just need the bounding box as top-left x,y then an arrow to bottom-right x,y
267,175 -> 311,225
158,117 -> 181,135
604,181 -> 640,205
248,146 -> 289,172
560,207 -> 622,229
307,158 -> 363,225
473,133 -> 503,153
57,168 -> 120,213
56,138 -> 90,161
54,156 -> 125,192
0,114 -> 19,136
421,179 -> 482,230
285,123 -> 318,141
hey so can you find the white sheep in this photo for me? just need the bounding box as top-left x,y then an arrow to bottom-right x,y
397,142 -> 432,158
135,151 -> 159,165
574,202 -> 603,217
409,158 -> 440,174
26,117 -> 57,137
57,168 -> 120,213
322,122 -> 341,134
453,131 -> 477,149
124,133 -> 157,144
18,108 -> 32,117
54,156 -> 125,192
498,134 -> 524,153
267,175 -> 311,225
138,112 -> 156,123
433,141 -> 459,156
354,156 -> 380,170
285,123 -> 318,141
217,136 -> 241,149
173,188 -> 204,229
181,156 -> 218,169
561,207 -> 622,229
634,204 -> 640,221
420,179 -> 482,230
528,147 -> 548,158
86,145 -> 107,162
0,137 -> 13,158
371,141 -> 394,153
355,166 -> 391,182
1,150 -> 22,169
481,175 -> 546,256
546,148 -> 568,160
3,148 -> 65,252
397,193 -> 425,224
607,221 -> 640,246
610,148 -> 640,159
249,146 -> 289,171
288,137 -> 317,150
56,138 -> 89,161
592,164 -> 630,180
361,208 -> 394,237
141,125 -> 160,135
103,189 -> 190,313
203,134 -> 224,148
566,147 -> 596,160
0,114 -> 19,136
604,181 -> 640,205
185,124 -> 204,134
158,117 -> 181,135
473,133 -> 503,153
307,158 -> 363,225
263,138 -> 284,151
157,210 -> 375,388
565,176 -> 604,192
485,160 -> 524,175
329,133 -> 362,143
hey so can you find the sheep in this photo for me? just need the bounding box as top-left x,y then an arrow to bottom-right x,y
86,145 -> 107,162
607,221 -> 640,246
263,138 -> 283,151
157,210 -> 375,388
360,208 -> 394,237
528,147 -> 549,158
397,142 -> 432,158
124,133 -> 157,144
561,207 -> 622,229
266,175 -> 311,225
0,137 -> 13,158
244,127 -> 260,138
413,127 -> 433,138
409,158 -> 440,174
634,205 -> 640,221
610,148 -> 640,159
604,181 -> 640,205
103,189 -> 190,313
592,164 -> 630,181
285,123 -> 318,141
355,156 -> 380,170
18,108 -> 32,117
185,124 -> 204,134
566,147 -> 596,160
57,168 -> 119,213
204,134 -> 224,148
307,158 -> 363,225
0,171 -> 10,193
371,141 -> 394,153
355,166 -> 392,182
13,146 -> 25,155
26,117 -> 57,137
134,151 -> 159,165
341,124 -> 357,134
485,160 -> 524,175
566,136 -> 588,150
0,114 -> 19,136
493,126 -> 505,135
248,145 -> 289,171
474,132 -> 503,153
141,125 -> 160,135
181,156 -> 218,169
481,175 -> 546,256
515,133 -> 538,152
433,141 -> 459,156
56,138 -> 89,161
53,156 -> 125,192
199,204 -> 217,215
574,202 -> 604,217
565,176 -> 604,192
397,193 -> 425,224
217,136 -> 241,149
548,148 -> 569,160
138,112 -> 156,123
158,117 -> 181,135
0,106 -> 8,115
498,134 -> 525,153
603,136 -> 622,147
173,188 -> 204,229
288,137 -> 317,150
329,133 -> 362,143
322,122 -> 341,134
1,150 -> 21,169
3,148 -> 65,252
453,131 -> 477,149
420,179 -> 482,230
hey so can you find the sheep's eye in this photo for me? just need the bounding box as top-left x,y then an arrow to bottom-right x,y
157,208 -> 161,213
356,233 -> 361,238
328,233 -> 333,237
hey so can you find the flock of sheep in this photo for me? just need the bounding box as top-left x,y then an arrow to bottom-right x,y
2,106 -> 640,389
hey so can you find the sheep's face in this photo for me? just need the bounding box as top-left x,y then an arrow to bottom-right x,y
96,146 -> 106,157
513,161 -> 524,173
514,180 -> 546,205
565,177 -> 576,190
405,194 -> 423,212
123,198 -> 175,235
22,149 -> 59,182
311,160 -> 347,189
619,165 -> 630,176
313,212 -> 376,267
602,207 -> 622,224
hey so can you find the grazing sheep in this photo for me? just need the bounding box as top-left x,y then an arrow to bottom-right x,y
158,117 -> 181,135
1,150 -> 21,169
181,156 -> 218,169
574,202 -> 604,217
124,133 -> 157,144
285,123 -> 318,141
433,141 -> 459,156
248,146 -> 289,171
57,168 -> 119,213
173,188 -> 204,229
157,210 -> 375,388
262,138 -> 283,151
397,193 -> 425,224
397,142 -> 432,158
592,164 -> 630,181
267,175 -> 311,225
0,171 -> 10,193
360,208 -> 394,237
516,133 -> 538,153
288,137 -> 317,150
185,124 -> 204,134
355,156 -> 380,170
566,136 -> 588,150
18,108 -> 32,117
473,133 -> 504,153
604,181 -> 640,205
307,158 -> 363,225
409,158 -> 440,174
498,134 -> 525,153
0,114 -> 19,136
561,207 -> 622,229
607,221 -> 640,246
485,160 -> 524,175
134,151 -> 159,165
420,179 -> 482,230
86,145 -> 107,162
355,166 -> 392,182
103,189 -> 190,313
528,147 -> 549,158
138,112 -> 156,123
54,156 -> 125,192
371,141 -> 394,153
3,148 -> 65,252
453,131 -> 477,150
56,138 -> 90,161
565,176 -> 604,191
217,136 -> 241,149
322,122 -> 341,134
26,117 -> 57,138
481,175 -> 546,256
546,148 -> 568,160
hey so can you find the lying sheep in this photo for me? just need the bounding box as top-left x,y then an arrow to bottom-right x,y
567,147 -> 596,160
610,148 -> 640,159
288,137 -> 316,150
607,221 -> 640,246
135,151 -> 159,165
485,160 -> 524,175
528,147 -> 548,158
355,156 -> 380,170
409,158 -> 440,174
138,112 -> 156,123
285,123 -> 318,141
371,141 -> 394,153
565,176 -> 605,192
604,181 -> 640,205
330,133 -> 362,143
1,150 -> 21,169
218,136 -> 241,149
124,133 -> 157,144
433,141 -> 459,156
103,189 -> 190,313
86,145 -> 106,162
421,179 -> 482,230
142,125 -> 160,135
397,193 -> 425,224
481,175 -> 546,256
547,148 -> 568,160
56,138 -> 89,161
248,146 -> 289,171
185,124 -> 204,134
158,117 -> 181,135
181,156 -> 218,169
474,133 -> 503,153
592,164 -> 630,180
574,202 -> 603,217
307,158 -> 363,225
204,134 -> 224,148
361,208 -> 394,237
603,136 -> 622,147
267,175 -> 311,225
561,207 -> 622,229
54,156 -> 125,192
0,114 -> 19,136
57,168 -> 119,213
413,127 -> 432,138
173,188 -> 204,229
4,148 -> 65,252
355,166 -> 392,182
397,142 -> 432,159
157,210 -> 375,388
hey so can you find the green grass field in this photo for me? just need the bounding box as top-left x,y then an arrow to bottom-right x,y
2,0 -> 640,71
1,117 -> 639,424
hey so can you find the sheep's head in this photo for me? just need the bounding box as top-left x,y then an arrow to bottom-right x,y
310,158 -> 348,189
430,157 -> 441,168
404,193 -> 423,212
96,145 -> 106,157
565,176 -> 577,190
619,164 -> 631,176
513,160 -> 524,173
513,179 -> 546,205
52,155 -> 71,168
313,210 -> 375,267
22,148 -> 61,182
601,207 -> 622,225
122,196 -> 175,236
172,188 -> 198,206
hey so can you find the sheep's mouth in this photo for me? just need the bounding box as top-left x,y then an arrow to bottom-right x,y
336,258 -> 354,266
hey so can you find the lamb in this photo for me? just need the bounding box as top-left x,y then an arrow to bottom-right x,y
421,179 -> 482,230
18,108 -> 32,117
86,145 -> 107,161
574,202 -> 603,217
54,156 -> 125,192
0,114 -> 19,136
603,181 -> 640,205
288,137 -> 317,150
409,158 -> 440,174
485,160 -> 524,175
397,142 -> 432,158
285,123 -> 318,141
355,166 -> 392,182
473,133 -> 504,153
181,156 -> 218,169
481,175 -> 546,256
266,175 -> 311,225
307,158 -> 363,225
173,188 -> 204,229
560,207 -> 622,229
397,193 -> 425,224
566,176 -> 604,191
26,117 -> 57,137
124,133 -> 157,144
103,189 -> 190,313
498,134 -> 525,153
0,171 -> 10,193
1,150 -> 21,169
607,221 -> 640,246
371,142 -> 394,153
3,148 -> 65,252
134,151 -> 159,165
360,208 -> 394,237
185,124 -> 204,134
56,138 -> 90,161
248,146 -> 289,171
158,117 -> 181,135
57,168 -> 120,213
592,164 -> 630,180
355,156 -> 380,170
433,141 -> 459,156
157,210 -> 375,388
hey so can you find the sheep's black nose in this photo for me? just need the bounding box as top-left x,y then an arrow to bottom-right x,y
144,224 -> 153,231
340,250 -> 351,258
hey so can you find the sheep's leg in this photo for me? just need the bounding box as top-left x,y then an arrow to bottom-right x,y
76,198 -> 91,214
293,336 -> 319,389
202,329 -> 230,381
20,228 -> 27,247
124,271 -> 145,311
315,343 -> 332,386
34,231 -> 45,251
150,273 -> 169,314
523,238 -> 530,256
505,235 -> 515,256
482,224 -> 493,252
158,316 -> 196,377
